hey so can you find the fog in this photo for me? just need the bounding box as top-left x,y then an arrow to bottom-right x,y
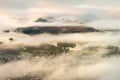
0,51 -> 120,80
0,0 -> 120,79
0,31 -> 120,47
87,20 -> 120,30
0,18 -> 120,80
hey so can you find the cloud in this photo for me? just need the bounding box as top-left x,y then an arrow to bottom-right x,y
0,0 -> 120,23
87,20 -> 120,30
74,4 -> 120,20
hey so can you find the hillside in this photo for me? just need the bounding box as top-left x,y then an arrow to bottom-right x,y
15,26 -> 98,35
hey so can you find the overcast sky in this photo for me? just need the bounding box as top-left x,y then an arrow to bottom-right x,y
0,0 -> 120,22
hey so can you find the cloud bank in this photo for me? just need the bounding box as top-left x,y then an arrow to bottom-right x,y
0,0 -> 119,24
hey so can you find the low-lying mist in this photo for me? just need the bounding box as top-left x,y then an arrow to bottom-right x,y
0,31 -> 120,47
0,52 -> 120,80
0,20 -> 120,80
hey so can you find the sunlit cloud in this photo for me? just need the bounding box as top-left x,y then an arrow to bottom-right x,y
0,0 -> 119,23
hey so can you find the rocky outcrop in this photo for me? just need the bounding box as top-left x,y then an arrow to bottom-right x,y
35,16 -> 54,22
15,26 -> 98,35
35,18 -> 49,22
35,16 -> 81,23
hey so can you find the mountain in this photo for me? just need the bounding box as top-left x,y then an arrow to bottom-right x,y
14,26 -> 98,35
35,16 -> 54,22
35,16 -> 84,24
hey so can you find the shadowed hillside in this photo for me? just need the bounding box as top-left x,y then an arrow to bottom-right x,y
0,42 -> 76,63
15,26 -> 98,35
